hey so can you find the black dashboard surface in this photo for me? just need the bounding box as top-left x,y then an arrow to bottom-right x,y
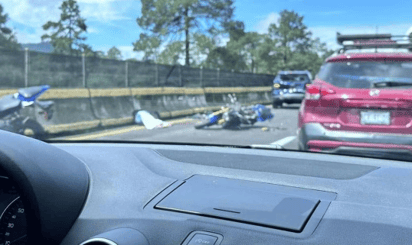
53,143 -> 412,245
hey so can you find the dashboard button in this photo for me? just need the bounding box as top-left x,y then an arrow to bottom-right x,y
188,234 -> 218,245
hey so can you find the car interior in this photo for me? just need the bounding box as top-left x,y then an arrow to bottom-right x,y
2,130 -> 412,245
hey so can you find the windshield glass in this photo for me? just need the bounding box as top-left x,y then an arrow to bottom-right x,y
318,62 -> 412,88
280,74 -> 310,82
1,0 -> 412,162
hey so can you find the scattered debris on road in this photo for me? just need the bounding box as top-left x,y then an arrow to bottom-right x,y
134,110 -> 172,130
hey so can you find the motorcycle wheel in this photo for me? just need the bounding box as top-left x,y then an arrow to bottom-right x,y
22,119 -> 45,139
222,118 -> 241,129
194,121 -> 215,129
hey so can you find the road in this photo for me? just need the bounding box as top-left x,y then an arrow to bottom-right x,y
57,105 -> 300,150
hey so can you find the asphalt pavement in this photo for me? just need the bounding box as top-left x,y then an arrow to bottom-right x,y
56,104 -> 300,150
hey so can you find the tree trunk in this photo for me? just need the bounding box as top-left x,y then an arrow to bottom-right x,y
184,7 -> 190,66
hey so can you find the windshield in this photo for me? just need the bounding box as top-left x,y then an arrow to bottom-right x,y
1,0 -> 412,162
279,74 -> 310,82
318,62 -> 412,88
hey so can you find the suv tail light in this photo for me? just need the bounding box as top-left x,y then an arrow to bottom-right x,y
305,85 -> 335,100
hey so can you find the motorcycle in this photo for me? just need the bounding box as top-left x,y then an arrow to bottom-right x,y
194,94 -> 273,129
0,85 -> 54,138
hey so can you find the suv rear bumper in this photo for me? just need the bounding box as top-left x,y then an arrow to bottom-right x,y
273,93 -> 304,102
298,123 -> 412,151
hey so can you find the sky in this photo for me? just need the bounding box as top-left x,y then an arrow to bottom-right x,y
1,0 -> 412,60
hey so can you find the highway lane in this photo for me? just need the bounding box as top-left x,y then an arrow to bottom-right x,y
55,105 -> 300,149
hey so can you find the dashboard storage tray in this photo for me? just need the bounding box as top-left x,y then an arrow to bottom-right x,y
154,175 -> 336,232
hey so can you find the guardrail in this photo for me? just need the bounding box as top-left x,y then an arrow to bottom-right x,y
1,86 -> 273,134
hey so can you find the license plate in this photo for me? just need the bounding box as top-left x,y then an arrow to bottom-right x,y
360,111 -> 390,125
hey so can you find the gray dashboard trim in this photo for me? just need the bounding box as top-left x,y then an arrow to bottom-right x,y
155,149 -> 378,180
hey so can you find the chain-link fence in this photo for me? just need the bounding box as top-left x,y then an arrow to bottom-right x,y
0,49 -> 275,88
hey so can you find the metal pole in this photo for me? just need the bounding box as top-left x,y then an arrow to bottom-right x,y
231,69 -> 234,87
179,65 -> 182,87
82,53 -> 86,87
125,61 -> 129,87
24,48 -> 29,87
200,66 -> 203,87
217,68 -> 220,87
155,63 -> 159,87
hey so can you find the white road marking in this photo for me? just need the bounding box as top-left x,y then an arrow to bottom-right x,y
270,136 -> 296,147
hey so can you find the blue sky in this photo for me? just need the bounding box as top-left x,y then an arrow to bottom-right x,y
1,0 -> 411,59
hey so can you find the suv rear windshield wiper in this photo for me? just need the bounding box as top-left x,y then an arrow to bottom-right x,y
372,81 -> 412,88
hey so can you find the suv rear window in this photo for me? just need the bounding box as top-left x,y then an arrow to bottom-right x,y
317,61 -> 412,89
280,74 -> 309,82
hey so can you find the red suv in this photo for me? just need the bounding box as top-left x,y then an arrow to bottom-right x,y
298,34 -> 412,159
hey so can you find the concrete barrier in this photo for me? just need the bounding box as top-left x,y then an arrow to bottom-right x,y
38,89 -> 100,134
184,88 -> 205,114
89,89 -> 134,127
0,86 -> 273,134
159,88 -> 193,118
131,88 -> 171,119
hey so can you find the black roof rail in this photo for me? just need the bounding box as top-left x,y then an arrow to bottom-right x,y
337,33 -> 392,45
336,32 -> 412,52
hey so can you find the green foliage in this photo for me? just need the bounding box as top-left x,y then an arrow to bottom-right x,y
0,4 -> 20,50
107,46 -> 122,60
268,10 -> 311,68
41,0 -> 88,56
133,33 -> 160,61
204,10 -> 331,76
135,0 -> 235,66
157,41 -> 184,65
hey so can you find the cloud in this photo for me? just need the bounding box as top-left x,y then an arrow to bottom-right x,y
14,27 -> 45,43
118,45 -> 143,60
87,27 -> 99,34
79,1 -> 133,22
254,12 -> 280,34
310,23 -> 412,50
2,0 -> 60,28
406,26 -> 412,36
77,0 -> 119,3
2,0 -> 138,45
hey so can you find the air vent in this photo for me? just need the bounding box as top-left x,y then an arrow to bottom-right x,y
79,228 -> 149,245
80,238 -> 117,245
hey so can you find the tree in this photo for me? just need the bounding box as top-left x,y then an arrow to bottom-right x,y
107,46 -> 122,60
268,10 -> 311,69
235,32 -> 265,73
42,0 -> 88,56
157,41 -> 184,65
0,4 -> 19,50
133,33 -> 161,61
136,0 -> 235,66
202,21 -> 247,71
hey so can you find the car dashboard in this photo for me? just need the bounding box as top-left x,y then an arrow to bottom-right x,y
0,130 -> 412,244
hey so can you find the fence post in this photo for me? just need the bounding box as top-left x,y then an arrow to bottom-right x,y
200,66 -> 203,87
179,65 -> 182,87
82,53 -> 86,87
24,48 -> 29,87
217,68 -> 220,87
125,61 -> 129,87
231,69 -> 234,87
155,63 -> 159,87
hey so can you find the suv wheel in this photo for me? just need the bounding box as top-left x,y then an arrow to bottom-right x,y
273,101 -> 282,108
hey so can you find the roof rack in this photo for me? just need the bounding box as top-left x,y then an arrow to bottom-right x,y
337,32 -> 412,52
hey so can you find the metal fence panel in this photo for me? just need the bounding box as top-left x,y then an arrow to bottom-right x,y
29,51 -> 83,88
86,57 -> 125,88
0,49 -> 25,88
0,49 -> 275,88
128,61 -> 157,87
